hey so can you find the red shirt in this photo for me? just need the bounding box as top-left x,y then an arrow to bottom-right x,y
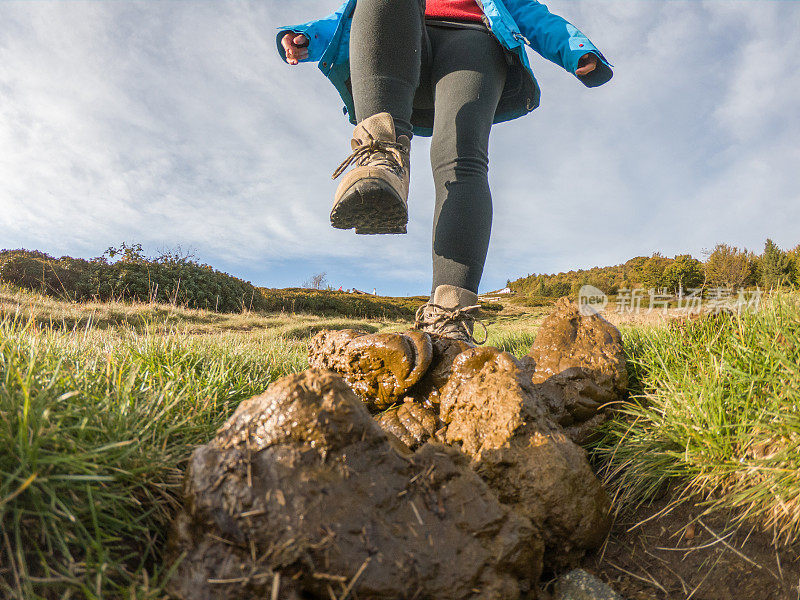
425,0 -> 484,23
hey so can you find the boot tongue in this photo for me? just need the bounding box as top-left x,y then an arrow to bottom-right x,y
353,112 -> 397,145
432,285 -> 478,311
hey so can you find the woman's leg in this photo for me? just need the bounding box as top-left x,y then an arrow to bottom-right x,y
428,26 -> 508,294
350,0 -> 426,140
331,0 -> 427,235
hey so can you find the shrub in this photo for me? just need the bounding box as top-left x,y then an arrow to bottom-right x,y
0,247 -> 267,313
514,294 -> 556,307
0,250 -> 80,298
258,288 -> 425,320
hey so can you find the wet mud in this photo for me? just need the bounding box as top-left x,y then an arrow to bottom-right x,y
408,334 -> 473,404
169,299 -> 629,598
168,370 -> 542,600
375,399 -> 441,450
440,346 -> 612,568
308,329 -> 432,409
526,297 -> 628,445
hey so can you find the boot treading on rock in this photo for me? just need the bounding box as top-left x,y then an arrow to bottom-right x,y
414,284 -> 487,344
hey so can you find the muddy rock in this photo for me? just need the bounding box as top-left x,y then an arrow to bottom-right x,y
168,369 -> 543,600
375,399 -> 441,450
526,298 -> 627,444
527,297 -> 627,396
308,329 -> 433,409
440,347 -> 611,567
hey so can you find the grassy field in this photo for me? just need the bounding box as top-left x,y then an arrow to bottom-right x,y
595,293 -> 800,540
1,283 -> 798,598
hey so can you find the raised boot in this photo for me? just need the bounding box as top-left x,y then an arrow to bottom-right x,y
330,112 -> 410,235
414,284 -> 487,344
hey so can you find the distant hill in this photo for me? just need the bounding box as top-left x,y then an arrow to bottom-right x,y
508,240 -> 799,304
258,287 -> 428,319
0,246 -> 268,313
0,246 -> 438,320
4,241 -> 796,316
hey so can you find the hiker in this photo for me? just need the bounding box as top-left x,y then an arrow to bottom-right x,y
278,0 -> 612,341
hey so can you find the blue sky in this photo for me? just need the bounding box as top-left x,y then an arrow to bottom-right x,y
1,1 -> 798,296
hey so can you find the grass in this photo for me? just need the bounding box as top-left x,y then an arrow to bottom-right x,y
591,292 -> 800,541
0,285 -> 416,599
2,283 -> 800,597
0,321 -> 308,598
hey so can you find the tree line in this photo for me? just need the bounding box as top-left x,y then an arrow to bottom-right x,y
509,239 -> 799,301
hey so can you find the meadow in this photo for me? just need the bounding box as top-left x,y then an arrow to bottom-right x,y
1,283 -> 799,599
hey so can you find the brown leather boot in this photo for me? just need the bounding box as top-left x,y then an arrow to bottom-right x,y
414,285 -> 487,344
330,112 -> 410,235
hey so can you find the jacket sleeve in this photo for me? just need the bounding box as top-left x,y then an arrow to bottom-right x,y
502,0 -> 613,87
275,1 -> 349,65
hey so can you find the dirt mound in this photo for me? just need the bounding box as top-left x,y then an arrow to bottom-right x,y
440,347 -> 611,567
169,299 -> 627,597
375,399 -> 441,450
525,297 -> 628,444
168,370 -> 542,600
408,334 -> 473,404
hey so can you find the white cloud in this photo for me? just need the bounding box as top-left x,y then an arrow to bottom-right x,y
1,0 -> 798,294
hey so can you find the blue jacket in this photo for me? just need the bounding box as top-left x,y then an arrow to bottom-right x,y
277,0 -> 612,137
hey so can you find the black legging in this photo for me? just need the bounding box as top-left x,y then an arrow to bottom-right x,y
350,0 -> 508,295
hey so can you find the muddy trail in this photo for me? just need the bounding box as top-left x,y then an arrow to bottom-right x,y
164,298 -> 794,599
576,498 -> 800,600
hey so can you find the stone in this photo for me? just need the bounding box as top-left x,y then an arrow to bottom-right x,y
554,569 -> 625,600
167,369 -> 543,600
440,347 -> 611,568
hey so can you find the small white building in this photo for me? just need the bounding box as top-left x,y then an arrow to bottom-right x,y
479,287 -> 514,302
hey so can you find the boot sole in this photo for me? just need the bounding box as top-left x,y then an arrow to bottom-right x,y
330,179 -> 408,235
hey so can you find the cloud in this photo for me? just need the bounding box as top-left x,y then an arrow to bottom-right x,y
1,0 -> 798,294
488,0 -> 800,283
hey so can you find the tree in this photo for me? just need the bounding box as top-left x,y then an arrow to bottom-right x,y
703,244 -> 753,289
787,244 -> 800,286
104,242 -> 145,263
663,254 -> 703,295
746,252 -> 761,287
303,272 -> 328,290
759,238 -> 792,289
639,253 -> 670,290
536,278 -> 546,296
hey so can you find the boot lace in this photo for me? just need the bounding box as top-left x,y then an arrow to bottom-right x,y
414,303 -> 488,345
332,139 -> 406,180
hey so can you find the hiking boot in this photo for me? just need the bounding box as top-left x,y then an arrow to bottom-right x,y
330,112 -> 410,235
414,285 -> 487,345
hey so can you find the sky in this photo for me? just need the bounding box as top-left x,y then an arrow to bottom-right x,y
1,1 -> 798,296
